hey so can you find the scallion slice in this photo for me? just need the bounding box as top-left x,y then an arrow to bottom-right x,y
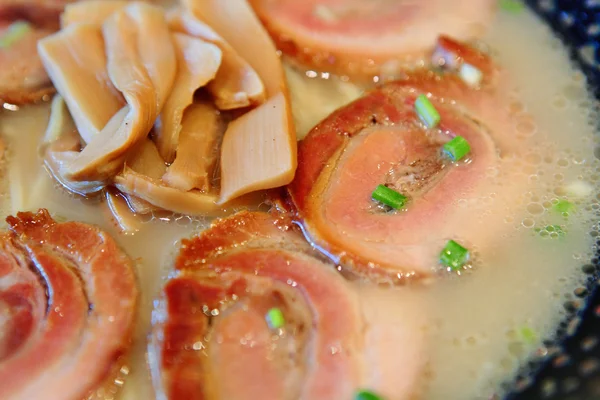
553,199 -> 574,215
500,0 -> 523,13
355,390 -> 383,400
520,326 -> 537,344
372,184 -> 407,210
0,21 -> 32,49
440,240 -> 470,270
415,94 -> 440,129
443,136 -> 471,161
266,307 -> 285,329
459,63 -> 483,87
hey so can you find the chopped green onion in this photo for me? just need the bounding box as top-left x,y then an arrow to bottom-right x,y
519,326 -> 537,344
415,94 -> 440,129
440,240 -> 470,270
553,199 -> 575,215
355,390 -> 383,400
0,21 -> 32,49
443,136 -> 471,162
500,0 -> 523,13
266,307 -> 285,329
459,63 -> 483,87
372,184 -> 407,210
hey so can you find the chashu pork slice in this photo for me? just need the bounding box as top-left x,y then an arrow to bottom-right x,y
150,211 -> 427,400
287,37 -> 527,283
0,0 -> 69,29
249,0 -> 496,79
0,21 -> 54,105
0,209 -> 137,400
0,0 -> 72,106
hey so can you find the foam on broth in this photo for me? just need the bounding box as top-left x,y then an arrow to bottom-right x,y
0,6 -> 598,400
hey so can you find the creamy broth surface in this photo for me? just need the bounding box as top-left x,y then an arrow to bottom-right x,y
0,6 -> 599,400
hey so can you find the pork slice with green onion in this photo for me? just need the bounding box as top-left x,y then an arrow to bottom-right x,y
287,37 -> 527,283
150,211 -> 427,400
0,0 -> 79,104
0,20 -> 54,105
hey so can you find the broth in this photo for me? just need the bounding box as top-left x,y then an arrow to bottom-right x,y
0,6 -> 598,400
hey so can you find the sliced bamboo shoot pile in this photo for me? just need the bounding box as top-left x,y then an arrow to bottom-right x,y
44,138 -> 108,195
40,95 -> 106,195
183,0 -> 284,97
167,9 -> 266,110
182,0 -> 297,203
57,3 -> 176,182
105,189 -> 143,234
114,167 -> 233,217
38,94 -> 76,156
37,0 -> 295,223
60,0 -> 129,27
162,101 -> 223,192
125,138 -> 167,180
118,138 -> 166,214
153,33 -> 222,162
219,92 -> 295,202
114,139 -> 240,217
38,23 -> 124,144
124,194 -> 160,214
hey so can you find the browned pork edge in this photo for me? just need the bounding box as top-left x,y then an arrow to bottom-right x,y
249,1 -> 496,80
0,209 -> 138,400
0,1 -> 70,104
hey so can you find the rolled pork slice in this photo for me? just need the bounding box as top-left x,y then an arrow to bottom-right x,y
0,0 -> 72,28
249,0 -> 496,79
287,37 -> 524,283
0,209 -> 138,400
150,211 -> 427,400
0,7 -> 60,105
0,0 -> 86,105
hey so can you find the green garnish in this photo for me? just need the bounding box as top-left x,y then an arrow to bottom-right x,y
553,200 -> 575,215
372,184 -> 407,210
459,63 -> 483,87
415,94 -> 441,129
266,307 -> 285,329
440,240 -> 470,270
500,0 -> 524,13
520,326 -> 537,344
355,390 -> 383,400
443,136 -> 471,162
0,21 -> 32,49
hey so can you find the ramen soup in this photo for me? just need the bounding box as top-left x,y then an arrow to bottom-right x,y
0,2 -> 599,400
